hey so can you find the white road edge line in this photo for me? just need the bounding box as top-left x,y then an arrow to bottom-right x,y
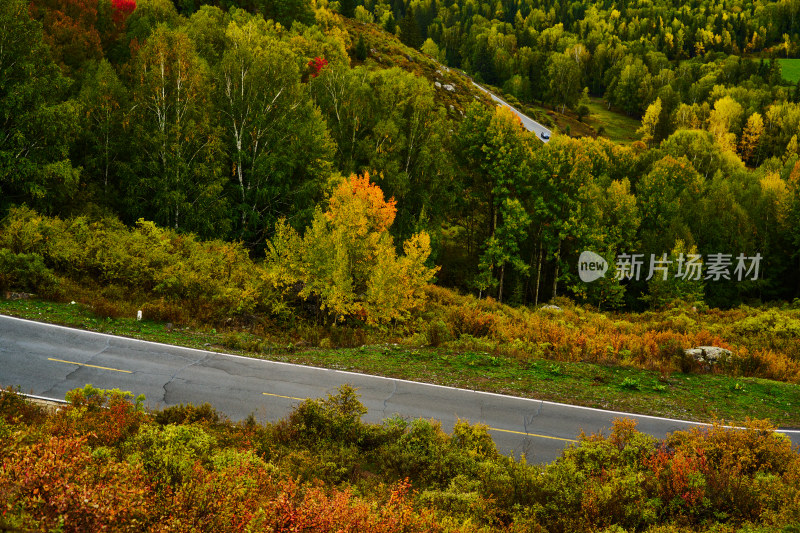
3,314 -> 799,435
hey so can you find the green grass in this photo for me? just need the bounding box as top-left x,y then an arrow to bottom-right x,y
778,58 -> 800,83
585,97 -> 641,145
3,297 -> 800,428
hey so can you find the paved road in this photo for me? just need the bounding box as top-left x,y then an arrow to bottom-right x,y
471,81 -> 551,142
1,314 -> 797,463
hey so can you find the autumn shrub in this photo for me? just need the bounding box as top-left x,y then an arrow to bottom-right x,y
0,207 -> 268,319
154,402 -> 224,427
0,435 -> 149,532
660,338 -> 694,373
745,348 -> 800,382
426,319 -> 452,346
328,324 -> 368,347
419,475 -> 500,526
659,419 -> 797,523
451,420 -> 498,460
0,386 -> 48,426
258,478 -> 444,533
733,309 -> 800,339
3,385 -> 800,531
275,446 -> 363,485
47,385 -> 147,448
473,456 -> 544,524
447,304 -> 497,338
377,417 -> 475,489
140,297 -> 187,323
163,458 -> 276,531
89,294 -> 128,318
127,423 -> 217,488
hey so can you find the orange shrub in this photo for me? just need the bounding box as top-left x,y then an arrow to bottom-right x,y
0,436 -> 149,532
749,348 -> 800,383
47,385 -> 148,448
447,305 -> 497,338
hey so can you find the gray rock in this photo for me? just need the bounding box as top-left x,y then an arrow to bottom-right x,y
540,304 -> 562,312
4,291 -> 33,300
685,346 -> 732,365
434,81 -> 442,88
443,84 -> 456,92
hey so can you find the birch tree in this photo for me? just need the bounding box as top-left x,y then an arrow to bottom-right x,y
130,25 -> 225,236
218,17 -> 332,245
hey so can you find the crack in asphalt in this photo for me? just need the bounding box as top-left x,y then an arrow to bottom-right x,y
523,400 -> 544,434
62,337 -> 111,382
161,352 -> 215,404
381,380 -> 398,417
41,338 -> 113,397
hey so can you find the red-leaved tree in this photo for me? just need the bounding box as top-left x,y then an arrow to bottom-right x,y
308,56 -> 328,77
111,0 -> 136,27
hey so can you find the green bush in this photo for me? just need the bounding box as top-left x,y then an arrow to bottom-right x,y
128,423 -> 217,487
0,207 -> 269,319
377,418 -> 475,489
0,249 -> 57,294
154,403 -> 224,427
734,309 -> 800,340
278,385 -> 368,447
425,319 -> 452,347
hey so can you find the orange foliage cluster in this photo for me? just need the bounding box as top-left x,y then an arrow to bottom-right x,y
326,172 -> 398,233
2,387 -> 799,532
29,0 -> 103,69
0,388 -> 446,533
425,288 -> 800,382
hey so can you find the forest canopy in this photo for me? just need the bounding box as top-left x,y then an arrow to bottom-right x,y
3,0 -> 800,314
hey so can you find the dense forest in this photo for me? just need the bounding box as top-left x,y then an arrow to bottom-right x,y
3,0 -> 800,317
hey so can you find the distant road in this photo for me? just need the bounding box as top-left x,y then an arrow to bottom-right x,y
1,315 -> 797,463
471,81 -> 551,142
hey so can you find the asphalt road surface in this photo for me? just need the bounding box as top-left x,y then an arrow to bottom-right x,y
471,81 -> 552,142
1,314 -> 797,463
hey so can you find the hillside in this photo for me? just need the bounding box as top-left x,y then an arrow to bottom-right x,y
4,0 -> 800,527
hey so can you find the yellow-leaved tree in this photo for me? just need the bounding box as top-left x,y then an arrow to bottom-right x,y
264,173 -> 438,324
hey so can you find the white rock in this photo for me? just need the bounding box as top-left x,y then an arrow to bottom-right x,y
540,304 -> 562,312
685,346 -> 732,364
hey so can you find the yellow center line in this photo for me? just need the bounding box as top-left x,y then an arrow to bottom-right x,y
48,357 -> 132,374
488,426 -> 578,443
263,392 -> 306,401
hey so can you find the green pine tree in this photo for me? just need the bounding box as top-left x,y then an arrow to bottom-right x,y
355,34 -> 368,61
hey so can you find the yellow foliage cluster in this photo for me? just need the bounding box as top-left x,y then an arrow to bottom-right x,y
265,173 -> 438,324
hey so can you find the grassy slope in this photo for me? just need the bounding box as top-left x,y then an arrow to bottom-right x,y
3,297 -> 799,428
779,58 -> 800,83
341,18 -> 495,115
585,97 -> 642,144
346,18 -> 642,146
